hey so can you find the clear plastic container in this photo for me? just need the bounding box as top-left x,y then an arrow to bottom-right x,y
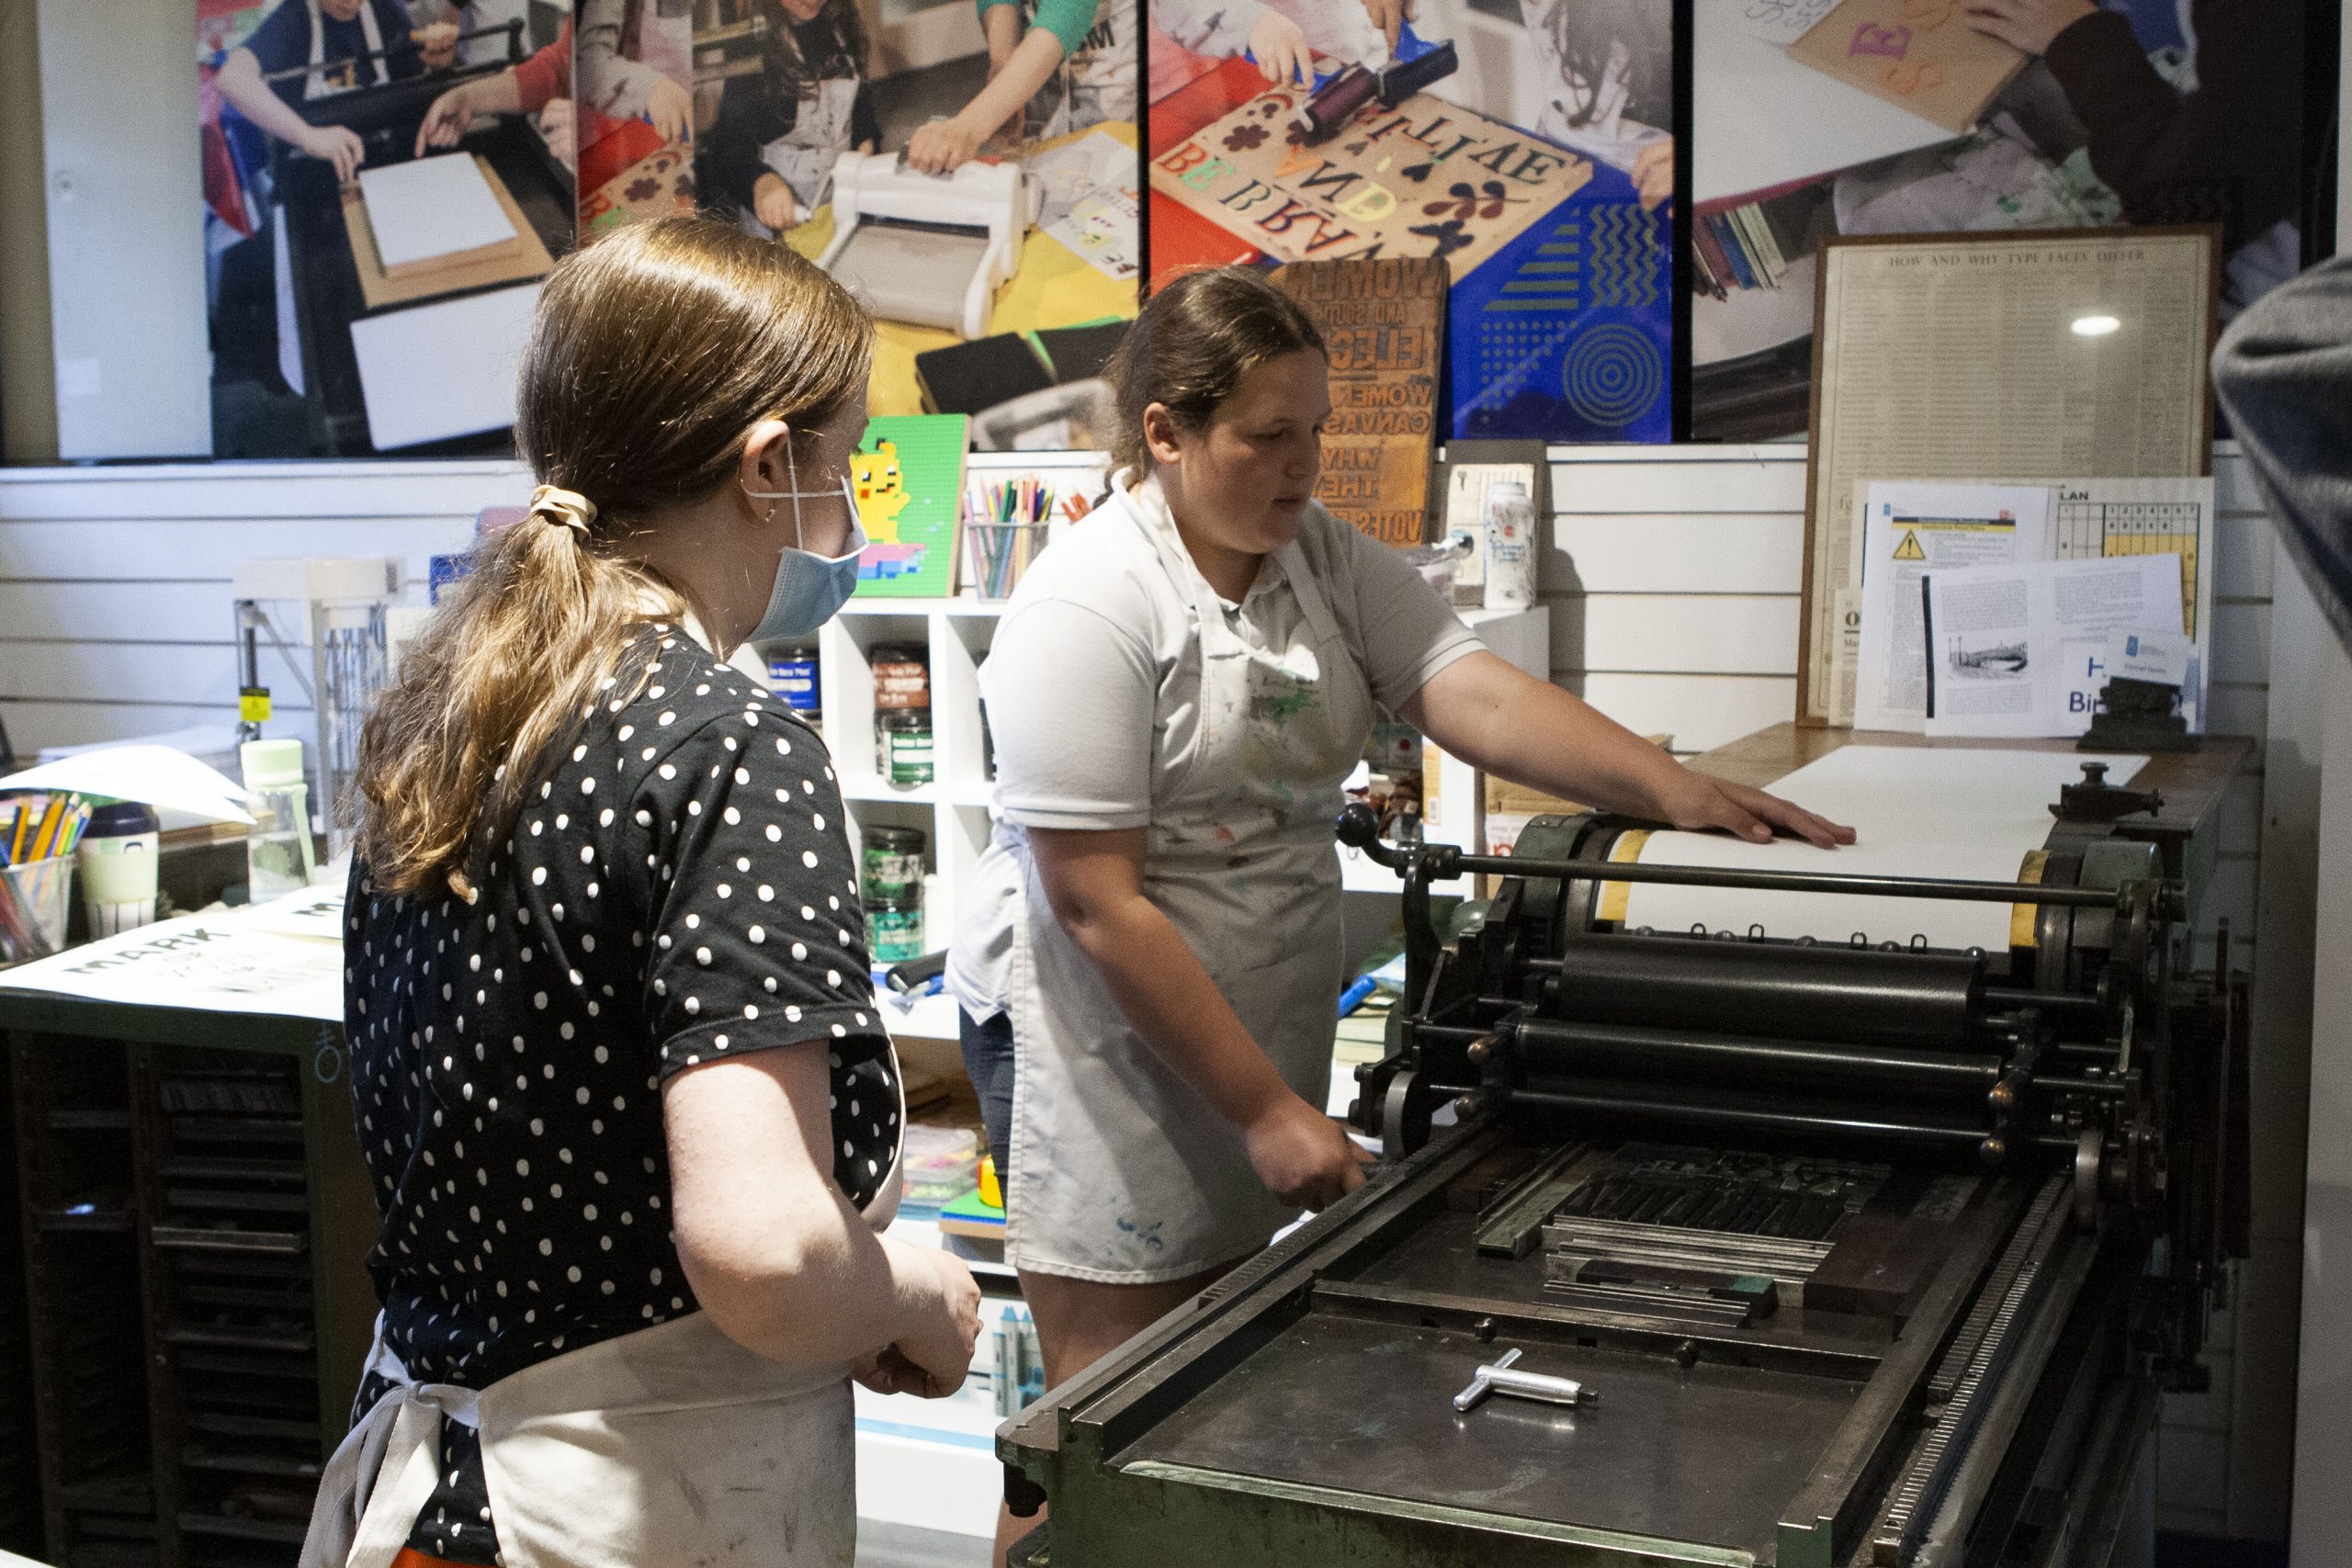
901,1123 -> 980,1205
241,739 -> 317,899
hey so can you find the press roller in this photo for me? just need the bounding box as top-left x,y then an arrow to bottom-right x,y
997,740 -> 2253,1568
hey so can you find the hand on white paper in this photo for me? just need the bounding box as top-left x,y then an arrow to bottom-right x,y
1665,773 -> 1856,849
1961,0 -> 2097,54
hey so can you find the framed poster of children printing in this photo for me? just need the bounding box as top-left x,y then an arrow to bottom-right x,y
198,0 -> 577,457
684,0 -> 1141,431
1146,0 -> 1675,445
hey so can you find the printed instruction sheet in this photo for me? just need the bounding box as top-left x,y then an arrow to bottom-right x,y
1854,481 -> 2051,732
1851,474 -> 2213,732
1922,553 -> 2184,738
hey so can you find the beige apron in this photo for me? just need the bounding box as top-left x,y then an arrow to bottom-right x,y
1003,485 -> 1369,1283
301,1077 -> 904,1568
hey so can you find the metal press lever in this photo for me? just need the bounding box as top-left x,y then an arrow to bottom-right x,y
1452,1349 -> 1600,1414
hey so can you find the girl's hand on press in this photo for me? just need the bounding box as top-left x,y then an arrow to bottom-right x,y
1245,1093 -> 1371,1211
908,116 -> 986,174
301,123 -> 368,184
752,172 -> 801,231
416,19 -> 461,70
1247,12 -> 1314,85
1663,772 -> 1855,849
1961,0 -> 2097,54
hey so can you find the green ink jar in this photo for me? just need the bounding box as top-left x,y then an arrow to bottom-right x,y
878,710 -> 934,785
861,825 -> 927,907
868,903 -> 925,963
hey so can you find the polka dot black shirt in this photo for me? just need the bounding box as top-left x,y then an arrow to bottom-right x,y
343,625 -> 899,1563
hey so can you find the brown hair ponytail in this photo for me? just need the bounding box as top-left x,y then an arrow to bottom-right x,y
354,217 -> 873,898
1104,267 -> 1326,479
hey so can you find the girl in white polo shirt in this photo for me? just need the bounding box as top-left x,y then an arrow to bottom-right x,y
950,265 -> 1849,1442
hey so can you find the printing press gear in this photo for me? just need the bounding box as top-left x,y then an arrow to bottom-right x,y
998,743 -> 2250,1568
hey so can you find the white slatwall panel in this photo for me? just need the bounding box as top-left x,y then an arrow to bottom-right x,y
0,461 -> 503,756
0,444 -> 2291,1538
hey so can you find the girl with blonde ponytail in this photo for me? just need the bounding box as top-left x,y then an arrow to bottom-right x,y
309,217 -> 978,1568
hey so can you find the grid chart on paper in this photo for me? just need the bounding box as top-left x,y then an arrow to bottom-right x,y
2053,500 -> 2202,637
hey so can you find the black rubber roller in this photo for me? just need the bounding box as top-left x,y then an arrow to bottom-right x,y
1544,933 -> 1984,1052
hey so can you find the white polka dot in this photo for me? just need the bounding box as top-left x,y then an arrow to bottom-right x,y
765,824 -> 782,842
695,946 -> 713,965
802,851 -> 820,868
748,926 -> 765,944
530,867 -> 546,886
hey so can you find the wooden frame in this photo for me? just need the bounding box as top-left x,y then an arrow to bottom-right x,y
1795,226 -> 2222,728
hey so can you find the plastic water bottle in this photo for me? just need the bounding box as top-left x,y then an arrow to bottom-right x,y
241,739 -> 317,898
1483,479 -> 1538,611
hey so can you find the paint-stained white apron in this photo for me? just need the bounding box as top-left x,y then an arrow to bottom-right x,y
1004,486 -> 1370,1282
300,1073 -> 903,1568
1024,0 -> 1136,142
748,76 -> 861,232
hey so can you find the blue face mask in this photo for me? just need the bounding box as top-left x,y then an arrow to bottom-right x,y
746,439 -> 865,644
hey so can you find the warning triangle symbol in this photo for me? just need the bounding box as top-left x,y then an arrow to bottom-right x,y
1893,530 -> 1926,561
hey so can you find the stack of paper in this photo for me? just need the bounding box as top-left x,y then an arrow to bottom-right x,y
358,153 -> 524,278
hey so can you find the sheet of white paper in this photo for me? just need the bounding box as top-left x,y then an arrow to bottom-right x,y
359,153 -> 519,270
0,746 -> 252,823
1023,129 -> 1133,229
2046,478 -> 2214,729
0,908 -> 344,1021
1615,746 -> 2145,951
1923,554 -> 2182,739
1854,481 -> 2052,733
350,284 -> 541,452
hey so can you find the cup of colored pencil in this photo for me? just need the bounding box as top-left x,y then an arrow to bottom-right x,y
0,793 -> 91,964
967,479 -> 1055,603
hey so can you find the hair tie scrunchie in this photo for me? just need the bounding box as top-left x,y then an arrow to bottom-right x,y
528,484 -> 598,537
